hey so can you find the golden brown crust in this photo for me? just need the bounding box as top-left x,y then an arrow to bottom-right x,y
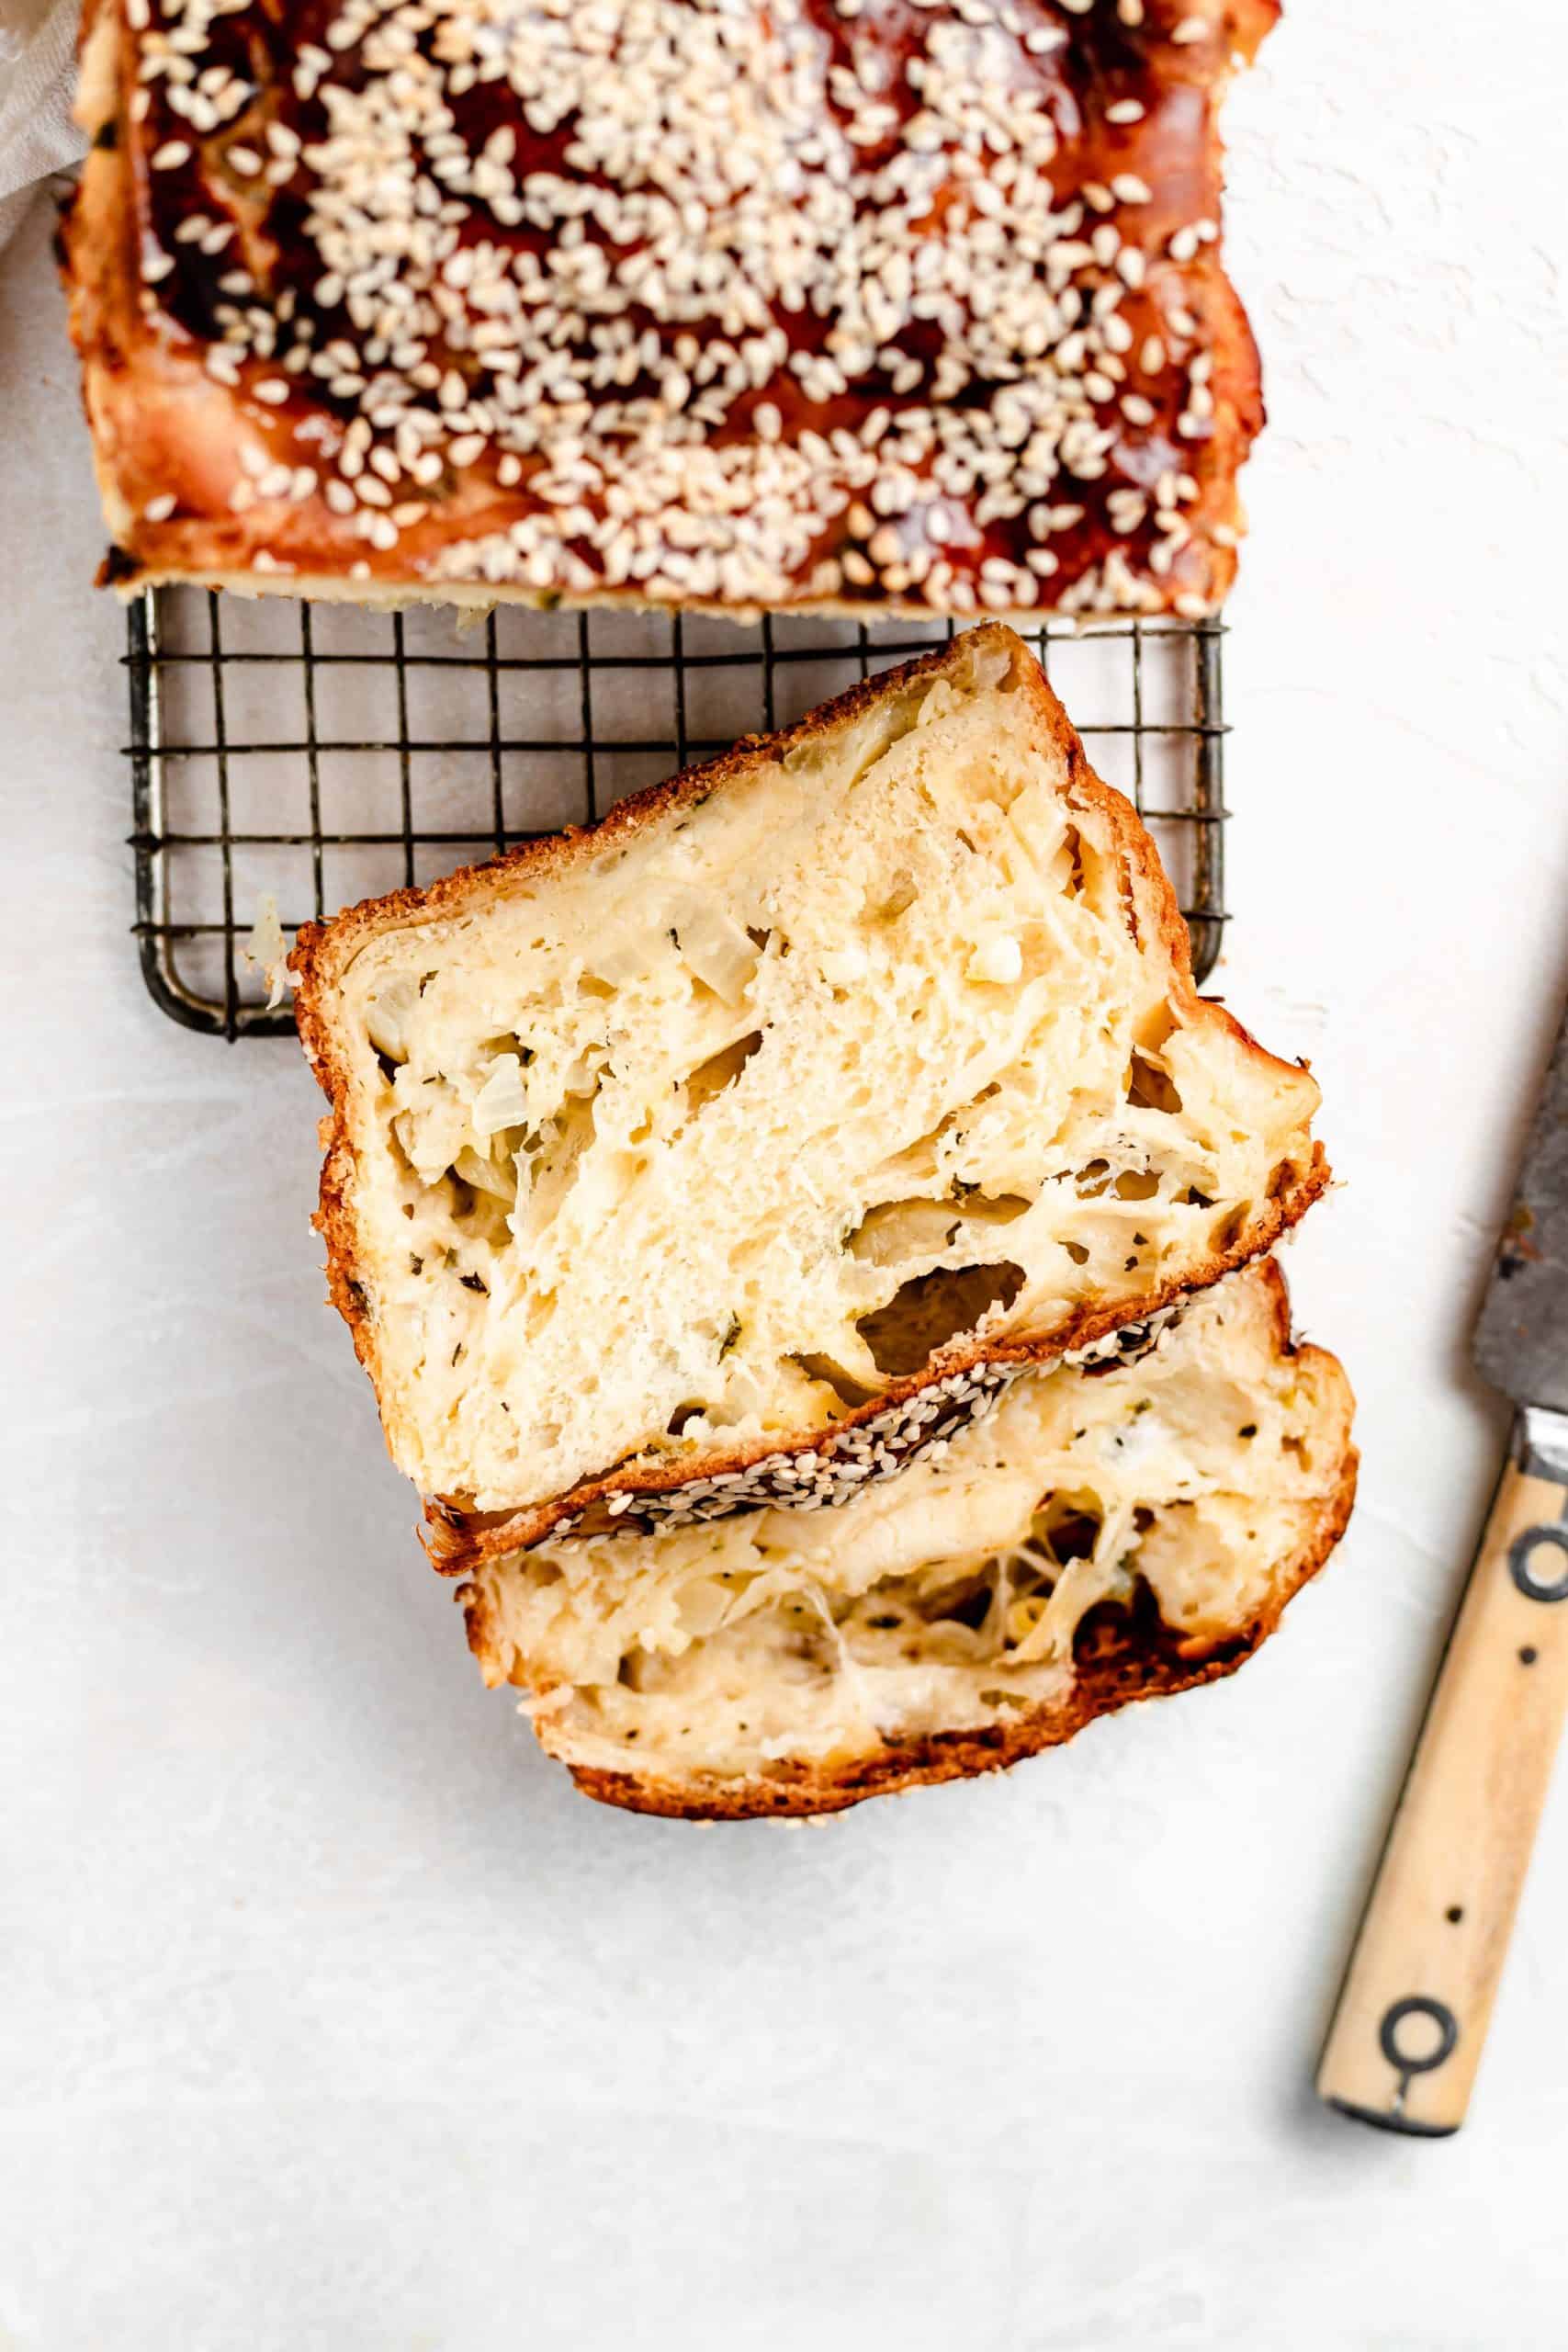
292,625 -> 1327,1577
509,1261 -> 1360,1819
62,0 -> 1280,621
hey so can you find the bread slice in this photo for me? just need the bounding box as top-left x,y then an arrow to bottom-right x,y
461,1260 -> 1357,1818
293,625 -> 1326,1575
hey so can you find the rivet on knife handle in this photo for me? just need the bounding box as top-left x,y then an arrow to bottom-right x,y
1316,1406 -> 1568,2134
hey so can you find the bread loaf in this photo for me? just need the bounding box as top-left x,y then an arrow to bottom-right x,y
62,0 -> 1279,621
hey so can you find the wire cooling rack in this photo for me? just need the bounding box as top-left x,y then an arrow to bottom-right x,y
125,591 -> 1227,1037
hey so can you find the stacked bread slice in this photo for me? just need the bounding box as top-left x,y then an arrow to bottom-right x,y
294,625 -> 1353,1815
463,1261 -> 1353,1817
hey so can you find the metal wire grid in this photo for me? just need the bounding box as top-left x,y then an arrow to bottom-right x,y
125,590 -> 1227,1037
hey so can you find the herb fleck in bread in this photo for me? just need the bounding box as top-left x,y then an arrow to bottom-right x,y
293,625 -> 1326,1574
461,1260 -> 1358,1818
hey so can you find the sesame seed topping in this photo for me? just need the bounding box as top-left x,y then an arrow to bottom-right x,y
120,0 -> 1254,614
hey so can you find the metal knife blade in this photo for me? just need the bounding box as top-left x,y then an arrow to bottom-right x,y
1473,1000 -> 1568,1419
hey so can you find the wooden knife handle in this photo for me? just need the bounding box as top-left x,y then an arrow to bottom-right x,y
1317,1408 -> 1568,2133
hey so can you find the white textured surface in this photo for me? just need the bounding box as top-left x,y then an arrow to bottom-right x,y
5,5 -> 1568,2337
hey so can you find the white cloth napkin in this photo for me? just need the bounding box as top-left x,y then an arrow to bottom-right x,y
0,0 -> 85,250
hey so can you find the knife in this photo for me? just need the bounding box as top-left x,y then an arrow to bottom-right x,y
1317,1001 -> 1568,2134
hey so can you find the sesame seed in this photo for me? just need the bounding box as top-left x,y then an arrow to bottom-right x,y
141,493 -> 176,522
150,141 -> 190,170
1172,16 -> 1208,44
